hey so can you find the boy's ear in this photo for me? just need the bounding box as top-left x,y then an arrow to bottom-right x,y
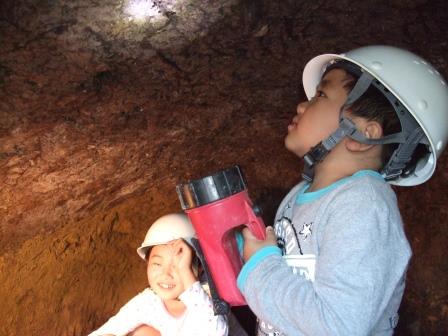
346,120 -> 383,152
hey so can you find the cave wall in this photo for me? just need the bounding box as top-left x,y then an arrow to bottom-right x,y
0,0 -> 447,335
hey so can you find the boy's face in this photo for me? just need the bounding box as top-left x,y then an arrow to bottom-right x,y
285,68 -> 352,157
147,243 -> 186,302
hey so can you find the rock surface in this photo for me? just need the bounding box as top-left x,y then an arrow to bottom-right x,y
0,0 -> 447,335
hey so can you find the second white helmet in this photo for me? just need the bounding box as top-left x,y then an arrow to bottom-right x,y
137,213 -> 196,260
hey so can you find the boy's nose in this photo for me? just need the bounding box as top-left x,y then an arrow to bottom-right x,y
296,101 -> 307,115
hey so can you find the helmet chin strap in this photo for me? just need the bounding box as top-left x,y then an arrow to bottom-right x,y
302,71 -> 375,181
302,65 -> 427,182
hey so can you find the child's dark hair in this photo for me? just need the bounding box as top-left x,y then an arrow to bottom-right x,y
145,248 -> 152,261
348,85 -> 401,165
333,66 -> 427,171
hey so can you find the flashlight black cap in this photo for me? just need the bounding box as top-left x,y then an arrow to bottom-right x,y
176,165 -> 247,210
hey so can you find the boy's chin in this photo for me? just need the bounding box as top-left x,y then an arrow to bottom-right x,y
284,138 -> 303,157
283,136 -> 293,151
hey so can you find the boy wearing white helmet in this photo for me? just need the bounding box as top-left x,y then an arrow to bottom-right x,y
237,46 -> 448,335
89,213 -> 229,336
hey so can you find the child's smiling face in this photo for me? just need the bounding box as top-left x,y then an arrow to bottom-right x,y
147,243 -> 186,302
285,68 -> 354,157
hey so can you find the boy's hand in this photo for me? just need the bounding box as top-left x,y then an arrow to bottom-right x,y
241,226 -> 277,262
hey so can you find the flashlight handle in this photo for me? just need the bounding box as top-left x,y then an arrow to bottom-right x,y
244,201 -> 266,240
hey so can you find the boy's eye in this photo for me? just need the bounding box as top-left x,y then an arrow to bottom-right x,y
314,90 -> 326,98
151,262 -> 161,267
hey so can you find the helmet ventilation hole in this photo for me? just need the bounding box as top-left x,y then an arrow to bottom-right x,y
371,61 -> 383,70
417,100 -> 428,110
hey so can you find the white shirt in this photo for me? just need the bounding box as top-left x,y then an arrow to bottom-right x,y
89,281 -> 228,336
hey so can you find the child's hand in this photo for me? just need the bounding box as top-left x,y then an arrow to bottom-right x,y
170,239 -> 197,289
241,226 -> 277,262
171,239 -> 193,272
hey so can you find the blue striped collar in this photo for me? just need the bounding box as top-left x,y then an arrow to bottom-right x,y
296,170 -> 384,204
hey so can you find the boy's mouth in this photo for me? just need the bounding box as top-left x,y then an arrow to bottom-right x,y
288,120 -> 298,131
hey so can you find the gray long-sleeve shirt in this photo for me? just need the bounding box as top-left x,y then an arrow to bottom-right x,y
237,170 -> 412,336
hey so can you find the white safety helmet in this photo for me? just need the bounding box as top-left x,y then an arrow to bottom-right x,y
137,213 -> 196,260
302,45 -> 448,186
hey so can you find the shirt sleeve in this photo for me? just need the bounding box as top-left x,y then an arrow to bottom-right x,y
238,185 -> 411,336
88,290 -> 154,336
179,281 -> 229,336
